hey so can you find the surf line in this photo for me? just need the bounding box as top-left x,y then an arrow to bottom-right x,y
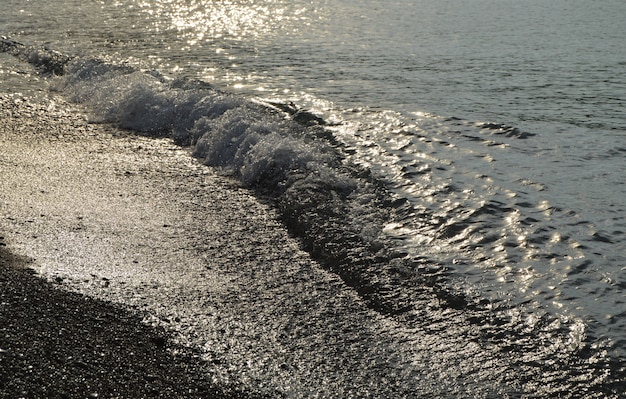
0,37 -> 501,319
1,36 -> 72,76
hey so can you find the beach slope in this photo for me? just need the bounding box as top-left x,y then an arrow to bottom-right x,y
0,95 -> 419,397
0,246 -> 260,398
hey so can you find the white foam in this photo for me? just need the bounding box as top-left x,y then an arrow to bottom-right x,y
57,57 -> 356,199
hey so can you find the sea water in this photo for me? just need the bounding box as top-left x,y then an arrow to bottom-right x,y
2,0 -> 625,396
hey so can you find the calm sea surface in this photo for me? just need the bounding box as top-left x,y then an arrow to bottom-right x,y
2,0 -> 625,395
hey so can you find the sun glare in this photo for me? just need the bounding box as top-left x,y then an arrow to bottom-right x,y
136,0 -> 298,45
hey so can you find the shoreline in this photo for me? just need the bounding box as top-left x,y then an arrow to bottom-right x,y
2,93 -> 624,397
0,94 -> 415,396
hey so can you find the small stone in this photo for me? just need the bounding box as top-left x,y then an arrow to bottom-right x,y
73,360 -> 90,369
151,336 -> 166,348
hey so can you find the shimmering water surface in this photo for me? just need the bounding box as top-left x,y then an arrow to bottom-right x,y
2,0 -> 625,396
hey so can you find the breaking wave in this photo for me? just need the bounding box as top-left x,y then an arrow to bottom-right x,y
55,55 -> 451,316
3,38 -> 625,396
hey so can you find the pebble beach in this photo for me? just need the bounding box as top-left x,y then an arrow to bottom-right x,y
0,95 -> 421,397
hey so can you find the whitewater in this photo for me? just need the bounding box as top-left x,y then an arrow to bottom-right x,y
1,0 -> 625,397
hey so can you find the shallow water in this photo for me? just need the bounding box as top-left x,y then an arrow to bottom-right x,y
2,0 -> 625,396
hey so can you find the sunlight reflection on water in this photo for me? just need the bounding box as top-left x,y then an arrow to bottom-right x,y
2,0 -> 625,393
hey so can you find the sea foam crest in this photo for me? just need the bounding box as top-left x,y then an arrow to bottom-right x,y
58,58 -> 348,193
1,37 -> 70,76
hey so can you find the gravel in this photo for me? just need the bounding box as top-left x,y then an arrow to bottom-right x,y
0,246 -> 270,398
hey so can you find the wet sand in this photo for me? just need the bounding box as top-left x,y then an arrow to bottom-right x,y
0,95 -> 420,396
